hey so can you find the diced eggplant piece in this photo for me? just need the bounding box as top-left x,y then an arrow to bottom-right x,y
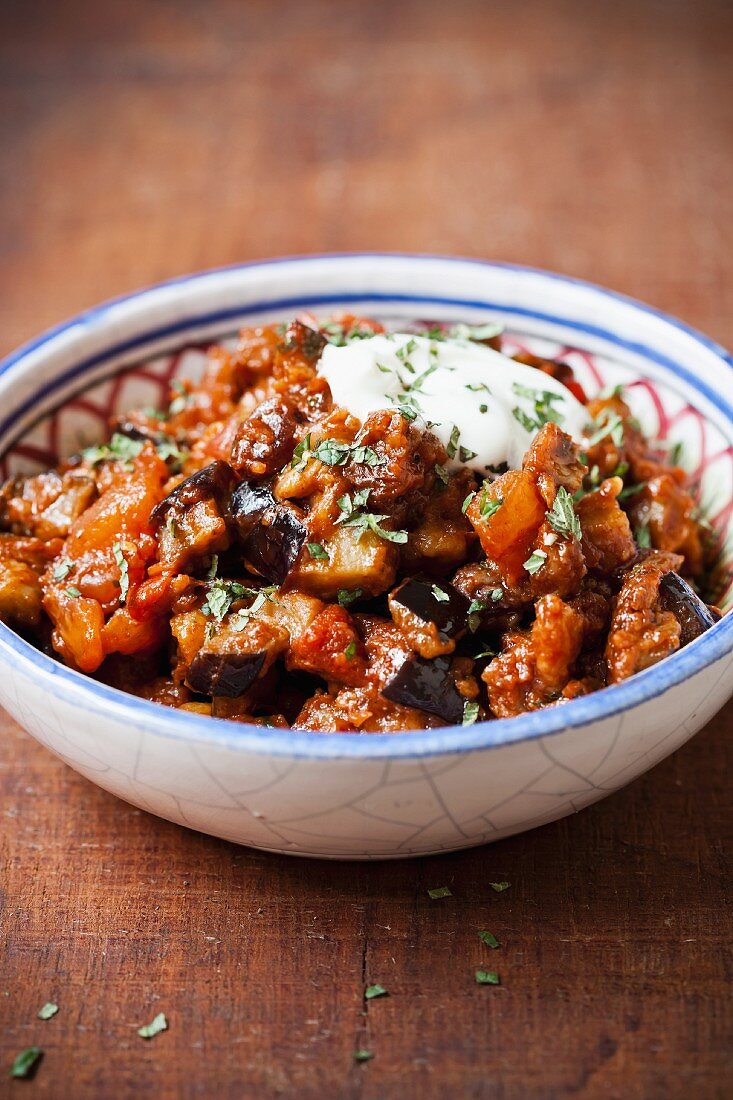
390,578 -> 470,639
231,480 -> 306,585
382,654 -> 466,724
281,320 -> 327,364
659,571 -> 718,646
292,526 -> 397,600
150,461 -> 237,526
187,650 -> 266,697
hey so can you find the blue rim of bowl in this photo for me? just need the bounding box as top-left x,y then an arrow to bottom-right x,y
0,253 -> 730,761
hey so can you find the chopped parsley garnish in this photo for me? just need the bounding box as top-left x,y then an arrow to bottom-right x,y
617,481 -> 647,500
52,559 -> 72,582
431,584 -> 450,603
64,586 -> 82,599
81,431 -> 186,470
37,1002 -> 58,1020
446,425 -> 461,459
586,409 -> 624,448
202,577 -> 267,622
523,549 -> 547,575
336,490 -> 408,544
313,439 -> 381,468
434,462 -> 450,487
448,321 -> 503,342
467,599 -> 487,633
462,491 -> 476,514
82,432 -> 143,467
169,379 -> 190,415
465,382 -> 491,393
668,440 -> 684,465
490,588 -> 503,601
427,886 -> 452,899
10,1047 -> 43,1079
480,492 -> 503,520
137,1012 -> 168,1040
364,984 -> 388,1000
112,542 -> 130,602
291,433 -> 313,469
547,487 -> 582,541
511,382 -> 564,432
600,383 -> 624,399
353,1049 -> 373,1063
344,641 -> 357,661
229,587 -> 278,631
490,881 -> 510,892
307,542 -> 329,561
393,402 -> 418,422
337,588 -> 363,607
475,970 -> 500,985
479,931 -> 500,949
479,404 -> 488,414
321,320 -> 377,345
462,700 -> 480,726
635,523 -> 652,549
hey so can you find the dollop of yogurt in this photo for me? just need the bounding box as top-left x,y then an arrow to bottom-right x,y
317,333 -> 586,472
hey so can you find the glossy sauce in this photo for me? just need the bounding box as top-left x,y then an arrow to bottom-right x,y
318,333 -> 587,472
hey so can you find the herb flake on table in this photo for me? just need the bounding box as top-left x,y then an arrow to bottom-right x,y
353,1049 -> 373,1062
137,1012 -> 168,1040
475,970 -> 501,985
490,881 -> 510,893
37,1002 -> 59,1020
427,886 -> 452,899
9,1047 -> 43,1079
365,984 -> 388,1000
479,931 -> 500,949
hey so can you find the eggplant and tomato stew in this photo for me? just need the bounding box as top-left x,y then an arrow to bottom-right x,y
0,316 -> 721,731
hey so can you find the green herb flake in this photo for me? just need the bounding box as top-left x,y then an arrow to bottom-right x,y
449,321 -> 503,342
431,584 -> 450,603
480,493 -> 503,520
427,886 -> 452,899
434,462 -> 450,488
337,588 -> 363,608
618,482 -> 648,501
291,433 -> 313,469
586,410 -> 624,448
462,491 -> 476,515
344,641 -> 357,661
336,490 -> 408,545
475,970 -> 500,985
547,486 -> 582,541
353,1049 -> 373,1063
446,425 -> 461,460
137,1012 -> 168,1040
479,404 -> 488,414
9,1047 -> 43,1079
462,700 -> 480,726
467,599 -> 487,633
81,432 -> 144,467
52,559 -> 72,582
479,931 -> 500,949
364,984 -> 388,1000
635,523 -> 652,549
490,881 -> 510,893
307,542 -> 329,561
523,549 -> 547,575
490,588 -> 503,602
37,1002 -> 58,1020
668,440 -> 684,465
64,586 -> 82,599
112,541 -> 130,603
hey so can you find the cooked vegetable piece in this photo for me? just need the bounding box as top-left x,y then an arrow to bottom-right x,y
150,461 -> 236,526
292,525 -> 397,599
389,577 -> 469,658
382,654 -> 466,724
187,650 -> 266,697
230,480 -> 307,584
658,571 -> 717,646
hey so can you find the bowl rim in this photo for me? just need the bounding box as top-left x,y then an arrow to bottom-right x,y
0,251 -> 731,761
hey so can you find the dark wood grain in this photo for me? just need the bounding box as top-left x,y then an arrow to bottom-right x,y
0,1 -> 731,1096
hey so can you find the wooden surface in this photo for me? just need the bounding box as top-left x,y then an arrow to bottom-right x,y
1,1 -> 732,1096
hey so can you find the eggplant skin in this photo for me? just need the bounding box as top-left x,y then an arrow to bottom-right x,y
390,577 -> 469,638
659,571 -> 718,646
149,461 -> 237,526
231,481 -> 307,585
187,650 -> 266,697
382,654 -> 466,724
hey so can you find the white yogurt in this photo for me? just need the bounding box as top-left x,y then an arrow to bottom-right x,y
317,333 -> 586,472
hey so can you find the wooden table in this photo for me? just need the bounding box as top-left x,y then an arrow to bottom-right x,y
1,2 -> 731,1096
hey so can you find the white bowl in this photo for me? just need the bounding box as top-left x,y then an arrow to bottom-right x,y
0,255 -> 731,859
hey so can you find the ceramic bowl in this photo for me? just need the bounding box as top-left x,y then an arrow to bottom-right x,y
0,255 -> 731,860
